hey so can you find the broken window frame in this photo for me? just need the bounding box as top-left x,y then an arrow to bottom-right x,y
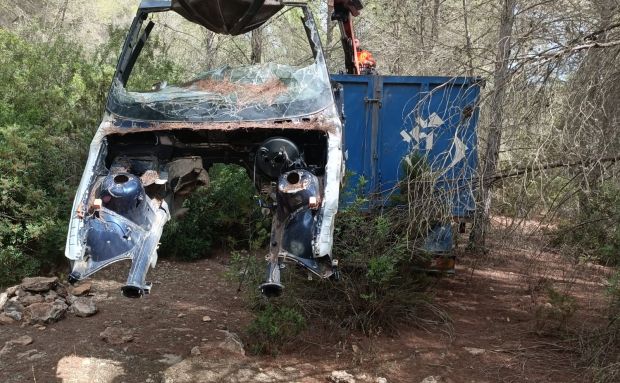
106,2 -> 334,123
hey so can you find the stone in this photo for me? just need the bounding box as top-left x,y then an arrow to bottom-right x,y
191,346 -> 201,356
216,330 -> 245,356
44,290 -> 58,303
54,284 -> 68,298
376,378 -> 388,383
463,347 -> 485,355
65,294 -> 78,304
421,376 -> 440,383
5,310 -> 22,321
15,288 -> 27,297
21,276 -> 58,293
69,282 -> 92,296
158,354 -> 183,365
8,335 -> 33,346
0,292 -> 7,311
177,313 -> 186,318
70,297 -> 97,317
17,349 -> 45,361
19,293 -> 45,306
329,370 -> 356,383
25,301 -> 68,324
100,326 -> 134,345
5,285 -> 20,297
0,335 -> 34,356
202,315 -> 212,322
4,300 -> 24,321
0,313 -> 15,324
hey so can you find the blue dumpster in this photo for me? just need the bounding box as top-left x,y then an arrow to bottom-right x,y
331,74 -> 482,253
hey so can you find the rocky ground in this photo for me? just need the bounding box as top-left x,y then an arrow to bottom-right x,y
0,240 -> 612,383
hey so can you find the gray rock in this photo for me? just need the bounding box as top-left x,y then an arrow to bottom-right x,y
191,346 -> 201,356
0,292 -> 7,311
159,354 -> 183,365
376,378 -> 388,383
329,370 -> 356,383
21,276 -> 58,293
19,293 -> 45,306
17,349 -> 45,361
100,326 -> 134,345
216,330 -> 245,356
4,300 -> 24,321
54,284 -> 68,298
25,301 -> 68,324
65,294 -> 78,304
5,285 -> 20,297
70,297 -> 97,317
0,313 -> 15,324
44,290 -> 58,303
202,315 -> 212,322
15,288 -> 27,297
8,335 -> 33,346
0,335 -> 34,356
421,377 -> 440,383
463,347 -> 485,355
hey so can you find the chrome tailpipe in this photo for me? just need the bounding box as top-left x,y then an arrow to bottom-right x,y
260,260 -> 283,298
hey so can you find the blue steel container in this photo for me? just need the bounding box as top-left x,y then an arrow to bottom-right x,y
330,74 -> 482,252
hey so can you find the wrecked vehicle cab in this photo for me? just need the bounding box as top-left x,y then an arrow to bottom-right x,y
65,0 -> 344,298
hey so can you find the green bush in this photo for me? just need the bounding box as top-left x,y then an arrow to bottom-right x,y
246,304 -> 306,355
0,30 -> 111,286
554,182 -> 620,266
230,198 -> 447,347
160,164 -> 270,260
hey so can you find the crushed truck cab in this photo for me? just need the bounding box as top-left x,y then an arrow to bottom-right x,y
65,1 -> 344,298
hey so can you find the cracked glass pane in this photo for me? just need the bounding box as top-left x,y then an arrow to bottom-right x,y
107,7 -> 331,122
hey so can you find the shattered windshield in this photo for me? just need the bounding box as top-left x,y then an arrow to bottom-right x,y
107,7 -> 332,122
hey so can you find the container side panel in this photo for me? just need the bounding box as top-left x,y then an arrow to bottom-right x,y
330,75 -> 374,201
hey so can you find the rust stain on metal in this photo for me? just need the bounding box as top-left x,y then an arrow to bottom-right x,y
102,115 -> 337,136
279,178 -> 311,193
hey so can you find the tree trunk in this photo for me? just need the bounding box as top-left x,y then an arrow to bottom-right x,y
326,1 -> 335,63
251,27 -> 263,64
470,0 -> 517,249
430,0 -> 441,48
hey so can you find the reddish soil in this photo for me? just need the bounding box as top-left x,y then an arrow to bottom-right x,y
0,232 -> 613,383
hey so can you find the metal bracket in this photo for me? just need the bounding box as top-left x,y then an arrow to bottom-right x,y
364,97 -> 382,107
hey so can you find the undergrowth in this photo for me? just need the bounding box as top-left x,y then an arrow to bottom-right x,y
231,166 -> 454,355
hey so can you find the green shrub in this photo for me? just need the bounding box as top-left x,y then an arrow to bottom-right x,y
231,199 -> 447,348
246,304 -> 306,355
553,182 -> 620,266
160,164 -> 270,260
0,30 -> 111,286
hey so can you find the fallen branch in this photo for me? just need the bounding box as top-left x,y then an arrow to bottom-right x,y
491,155 -> 620,184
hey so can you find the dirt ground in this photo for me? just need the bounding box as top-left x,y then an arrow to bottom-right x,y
0,231 -> 613,383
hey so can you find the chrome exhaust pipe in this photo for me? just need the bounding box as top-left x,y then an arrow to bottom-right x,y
260,259 -> 283,298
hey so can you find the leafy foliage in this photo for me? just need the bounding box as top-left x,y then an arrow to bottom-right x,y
246,304 -> 306,355
554,182 -> 620,266
0,30 -> 111,286
160,164 -> 270,260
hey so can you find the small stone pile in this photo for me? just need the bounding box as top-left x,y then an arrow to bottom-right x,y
0,277 -> 97,325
